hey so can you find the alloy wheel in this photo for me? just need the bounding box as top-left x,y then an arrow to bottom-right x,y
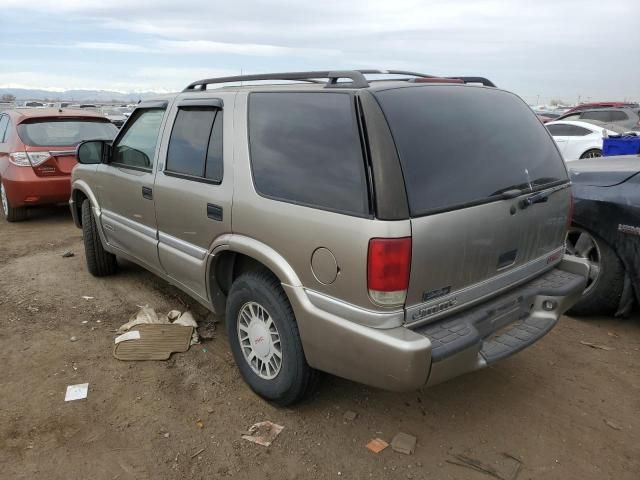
237,301 -> 283,379
565,228 -> 601,294
583,150 -> 602,158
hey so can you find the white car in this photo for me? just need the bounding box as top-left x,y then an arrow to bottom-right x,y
545,120 -> 626,160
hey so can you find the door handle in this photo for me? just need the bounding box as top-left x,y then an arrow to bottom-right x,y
207,203 -> 223,221
142,186 -> 153,200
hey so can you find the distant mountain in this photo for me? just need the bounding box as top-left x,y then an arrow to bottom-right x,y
0,88 -> 166,103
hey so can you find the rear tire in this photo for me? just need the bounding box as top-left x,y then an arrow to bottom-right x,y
226,269 -> 318,406
580,149 -> 602,159
566,227 -> 624,315
1,181 -> 27,222
81,200 -> 117,277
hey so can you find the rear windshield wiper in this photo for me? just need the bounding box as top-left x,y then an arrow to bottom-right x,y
519,183 -> 570,209
490,183 -> 530,199
491,177 -> 566,202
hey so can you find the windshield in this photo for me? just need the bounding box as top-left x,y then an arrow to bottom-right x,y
17,119 -> 118,146
374,85 -> 568,216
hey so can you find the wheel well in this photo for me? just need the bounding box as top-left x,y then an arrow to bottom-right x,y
211,251 -> 277,312
72,190 -> 88,225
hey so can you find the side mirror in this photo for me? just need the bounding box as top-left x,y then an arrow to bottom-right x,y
77,140 -> 108,165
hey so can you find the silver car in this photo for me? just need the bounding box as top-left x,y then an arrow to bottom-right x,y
71,70 -> 588,405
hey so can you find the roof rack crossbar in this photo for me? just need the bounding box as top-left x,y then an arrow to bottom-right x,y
447,76 -> 496,87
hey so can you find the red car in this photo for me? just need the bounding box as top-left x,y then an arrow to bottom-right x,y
0,109 -> 117,221
564,101 -> 639,115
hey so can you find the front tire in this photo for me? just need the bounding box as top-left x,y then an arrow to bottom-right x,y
566,227 -> 624,315
226,270 -> 317,406
580,148 -> 602,159
81,200 -> 117,276
1,181 -> 27,222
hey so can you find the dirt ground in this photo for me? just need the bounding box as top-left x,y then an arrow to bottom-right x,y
1,207 -> 639,480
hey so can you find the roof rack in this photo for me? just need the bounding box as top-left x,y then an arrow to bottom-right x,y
183,71 -> 364,91
182,70 -> 495,91
182,69 -> 439,92
446,76 -> 496,87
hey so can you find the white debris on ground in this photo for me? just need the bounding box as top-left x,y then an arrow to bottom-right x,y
64,383 -> 89,402
117,305 -> 200,345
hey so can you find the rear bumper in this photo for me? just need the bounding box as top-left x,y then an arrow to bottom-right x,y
287,256 -> 588,391
1,167 -> 71,207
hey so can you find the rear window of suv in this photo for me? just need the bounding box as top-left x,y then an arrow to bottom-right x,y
248,92 -> 369,217
374,86 -> 568,216
17,119 -> 117,146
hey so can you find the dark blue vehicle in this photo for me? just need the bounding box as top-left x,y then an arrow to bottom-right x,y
566,156 -> 640,315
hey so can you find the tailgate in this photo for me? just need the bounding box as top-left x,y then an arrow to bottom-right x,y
49,150 -> 77,174
406,187 -> 570,325
371,84 -> 571,326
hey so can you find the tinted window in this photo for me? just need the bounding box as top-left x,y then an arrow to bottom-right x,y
166,107 -> 223,181
17,120 -> 117,147
609,111 -> 629,121
205,112 -> 223,181
580,111 -> 611,122
0,115 -> 8,142
375,86 -> 567,216
248,92 -> 369,216
113,109 -> 164,169
549,124 -> 592,136
546,124 -> 567,136
565,125 -> 592,136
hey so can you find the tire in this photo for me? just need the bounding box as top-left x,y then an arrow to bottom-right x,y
580,149 -> 602,159
1,181 -> 27,222
226,269 -> 318,406
566,227 -> 624,315
81,200 -> 117,277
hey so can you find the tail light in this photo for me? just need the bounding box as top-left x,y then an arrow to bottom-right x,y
9,151 -> 51,167
367,237 -> 412,306
566,194 -> 574,230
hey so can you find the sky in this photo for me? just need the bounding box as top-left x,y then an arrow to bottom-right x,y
1,0 -> 639,103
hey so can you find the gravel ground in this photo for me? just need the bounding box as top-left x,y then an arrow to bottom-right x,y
1,207 -> 639,480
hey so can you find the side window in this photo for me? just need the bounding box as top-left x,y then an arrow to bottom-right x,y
112,108 -> 165,169
609,111 -> 629,121
248,92 -> 369,217
565,125 -> 592,136
165,107 -> 223,182
0,115 -> 8,142
580,111 -> 610,122
546,124 -> 566,136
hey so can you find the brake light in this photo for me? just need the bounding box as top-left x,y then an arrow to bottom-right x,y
367,237 -> 412,306
9,151 -> 51,167
566,194 -> 574,230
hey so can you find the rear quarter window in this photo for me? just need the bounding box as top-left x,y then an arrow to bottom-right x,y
374,85 -> 568,216
248,92 -> 369,217
580,111 -> 612,122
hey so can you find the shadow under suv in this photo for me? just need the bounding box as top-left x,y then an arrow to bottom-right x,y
71,70 -> 588,405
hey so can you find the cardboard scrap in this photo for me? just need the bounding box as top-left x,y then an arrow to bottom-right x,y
241,421 -> 284,447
